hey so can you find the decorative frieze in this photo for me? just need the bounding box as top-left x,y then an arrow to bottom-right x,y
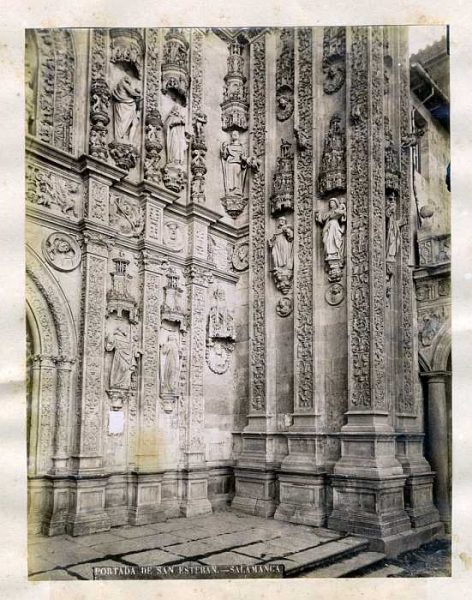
89,29 -> 110,160
318,113 -> 346,197
271,139 -> 294,215
206,286 -> 236,375
418,234 -> 451,266
161,28 -> 189,105
276,29 -> 294,121
322,27 -> 346,95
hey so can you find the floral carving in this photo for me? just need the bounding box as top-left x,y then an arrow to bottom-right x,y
294,28 -> 314,409
143,29 -> 164,183
89,29 -> 110,159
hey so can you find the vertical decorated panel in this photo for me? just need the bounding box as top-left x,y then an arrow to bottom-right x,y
294,28 -> 314,413
248,35 -> 267,415
347,27 -> 387,412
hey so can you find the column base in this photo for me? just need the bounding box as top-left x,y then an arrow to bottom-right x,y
129,472 -> 168,526
231,467 -> 277,517
180,468 -> 213,517
274,472 -> 326,526
66,478 -> 111,536
368,522 -> 444,558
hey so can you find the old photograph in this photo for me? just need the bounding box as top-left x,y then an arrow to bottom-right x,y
25,25 -> 451,580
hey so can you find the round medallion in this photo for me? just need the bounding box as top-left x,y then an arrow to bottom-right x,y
276,296 -> 293,317
232,241 -> 249,271
325,283 -> 345,306
42,232 -> 81,272
206,341 -> 231,374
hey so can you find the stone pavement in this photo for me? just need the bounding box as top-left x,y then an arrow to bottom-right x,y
28,511 -> 373,580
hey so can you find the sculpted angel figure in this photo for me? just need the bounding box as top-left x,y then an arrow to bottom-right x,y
315,198 -> 347,261
112,75 -> 142,144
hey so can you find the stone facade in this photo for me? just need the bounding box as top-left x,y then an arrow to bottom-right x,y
25,27 -> 449,556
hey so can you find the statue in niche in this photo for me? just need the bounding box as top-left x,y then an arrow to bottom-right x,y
316,198 -> 347,261
268,216 -> 294,295
112,75 -> 141,144
220,130 -> 249,197
165,105 -> 189,166
105,326 -> 141,390
386,193 -> 401,266
160,332 -> 181,396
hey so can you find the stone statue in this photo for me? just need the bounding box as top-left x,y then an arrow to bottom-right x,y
112,76 -> 141,144
386,194 -> 401,265
160,332 -> 181,395
220,130 -> 249,197
316,198 -> 347,261
105,327 -> 140,390
165,105 -> 189,166
268,216 -> 294,294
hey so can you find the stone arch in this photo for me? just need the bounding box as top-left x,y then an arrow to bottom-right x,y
27,29 -> 76,154
25,245 -> 77,475
431,322 -> 451,372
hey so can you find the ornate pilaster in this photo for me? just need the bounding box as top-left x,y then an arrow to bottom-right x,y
328,27 -> 412,553
89,29 -> 110,160
51,357 -> 75,473
143,29 -> 164,183
68,231 -> 111,535
181,264 -> 212,517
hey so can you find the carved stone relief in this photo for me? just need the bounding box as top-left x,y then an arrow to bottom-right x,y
384,116 -> 400,195
206,286 -> 236,374
385,192 -> 403,298
26,165 -> 79,218
35,29 -> 75,154
161,266 -> 187,331
276,29 -> 294,121
318,114 -> 346,197
315,198 -> 347,283
191,112 -> 208,204
110,194 -> 144,237
221,41 -> 249,132
325,283 -> 345,306
271,139 -> 294,215
418,234 -> 451,266
42,232 -> 82,272
322,27 -> 346,95
159,328 -> 182,413
163,220 -> 185,252
231,240 -> 249,271
161,28 -> 190,105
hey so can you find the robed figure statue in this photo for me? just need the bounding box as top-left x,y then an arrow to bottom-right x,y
315,198 -> 347,261
112,76 -> 142,144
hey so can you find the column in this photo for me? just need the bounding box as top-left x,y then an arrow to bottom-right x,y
424,372 -> 451,529
328,27 -> 412,555
231,32 -> 279,518
275,27 -> 326,527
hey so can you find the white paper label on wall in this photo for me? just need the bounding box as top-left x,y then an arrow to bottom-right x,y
108,410 -> 125,434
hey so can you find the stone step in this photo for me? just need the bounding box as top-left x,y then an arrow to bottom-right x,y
284,536 -> 370,577
361,564 -> 405,578
300,551 -> 386,578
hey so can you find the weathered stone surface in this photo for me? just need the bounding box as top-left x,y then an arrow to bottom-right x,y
124,549 -> 184,566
